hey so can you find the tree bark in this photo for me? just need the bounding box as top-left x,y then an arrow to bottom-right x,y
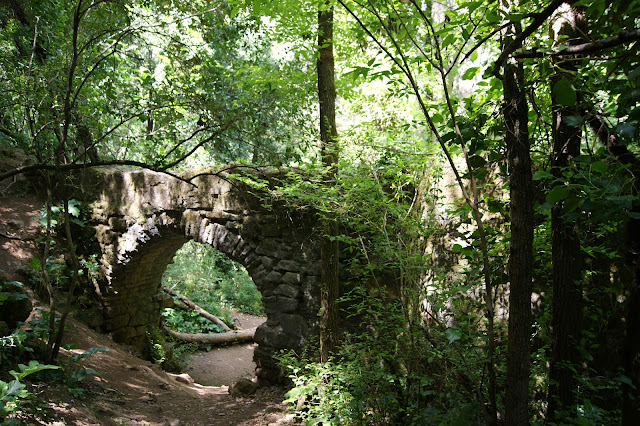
547,7 -> 584,422
162,286 -> 232,331
584,105 -> 640,426
317,4 -> 340,363
162,326 -> 256,345
503,55 -> 534,424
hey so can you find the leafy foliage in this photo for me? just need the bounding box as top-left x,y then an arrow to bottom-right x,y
279,288 -> 486,425
162,241 -> 263,335
1,0 -> 640,422
0,361 -> 60,422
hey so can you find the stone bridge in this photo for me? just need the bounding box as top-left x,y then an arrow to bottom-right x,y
79,166 -> 322,383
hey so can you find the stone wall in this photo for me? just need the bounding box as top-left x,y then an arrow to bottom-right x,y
81,166 -> 321,383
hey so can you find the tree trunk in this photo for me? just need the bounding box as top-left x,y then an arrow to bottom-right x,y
317,4 -> 339,363
162,326 -> 256,345
583,104 -> 640,426
162,286 -> 232,331
547,8 -> 584,421
503,55 -> 534,423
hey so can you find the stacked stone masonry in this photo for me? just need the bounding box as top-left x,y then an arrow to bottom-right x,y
79,166 -> 322,383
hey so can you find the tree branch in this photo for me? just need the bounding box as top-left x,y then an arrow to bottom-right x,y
0,160 -> 195,186
162,286 -> 232,331
491,0 -> 568,79
162,325 -> 256,345
514,28 -> 640,58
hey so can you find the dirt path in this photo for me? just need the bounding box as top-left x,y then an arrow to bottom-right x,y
18,312 -> 293,426
30,315 -> 295,426
186,315 -> 266,387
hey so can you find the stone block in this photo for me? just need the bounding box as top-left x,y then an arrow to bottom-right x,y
302,263 -> 322,276
249,264 -> 267,281
278,313 -> 306,337
277,296 -> 298,313
262,296 -> 279,313
265,316 -> 280,326
274,284 -> 299,299
111,326 -> 138,343
282,272 -> 301,284
105,313 -> 130,330
244,253 -> 262,270
255,239 -> 280,256
220,232 -> 240,253
260,223 -> 282,237
274,259 -> 299,272
261,257 -> 275,269
265,270 -> 283,283
129,308 -> 152,326
254,324 -> 288,348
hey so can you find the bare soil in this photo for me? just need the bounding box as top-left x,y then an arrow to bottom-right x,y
185,315 -> 266,387
1,193 -> 297,426
35,314 -> 295,426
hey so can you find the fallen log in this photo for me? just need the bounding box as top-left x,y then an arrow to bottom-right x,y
162,286 -> 232,331
162,325 -> 256,345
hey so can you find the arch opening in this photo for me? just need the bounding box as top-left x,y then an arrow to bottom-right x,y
160,240 -> 266,385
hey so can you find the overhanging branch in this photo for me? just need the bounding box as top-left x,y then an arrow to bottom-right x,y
0,160 -> 195,186
491,0 -> 568,78
514,28 -> 640,58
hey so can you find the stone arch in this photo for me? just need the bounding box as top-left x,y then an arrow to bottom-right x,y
83,167 -> 322,383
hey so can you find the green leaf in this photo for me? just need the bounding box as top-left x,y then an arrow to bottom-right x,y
532,170 -> 553,180
618,375 -> 637,389
628,66 -> 640,82
616,122 -> 636,139
29,257 -> 42,271
445,328 -> 462,344
546,185 -> 569,205
552,79 -> 577,106
461,1 -> 482,14
562,115 -> 583,126
562,195 -> 583,213
441,34 -> 456,49
590,160 -> 608,173
468,155 -> 486,168
12,360 -> 60,380
462,67 -> 480,80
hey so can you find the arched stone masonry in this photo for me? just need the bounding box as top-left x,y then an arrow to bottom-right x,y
83,166 -> 321,383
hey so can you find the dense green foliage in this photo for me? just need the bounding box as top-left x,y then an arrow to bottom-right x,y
0,0 -> 315,167
1,0 -> 640,423
162,241 -> 264,334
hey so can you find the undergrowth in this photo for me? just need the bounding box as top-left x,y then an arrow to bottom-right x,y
277,287 -> 485,425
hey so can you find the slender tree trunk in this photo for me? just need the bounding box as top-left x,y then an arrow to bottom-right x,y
547,8 -> 584,421
622,256 -> 640,424
49,199 -> 81,359
317,4 -> 339,363
503,55 -> 534,423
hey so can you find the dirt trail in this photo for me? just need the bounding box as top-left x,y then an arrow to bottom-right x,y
186,315 -> 266,387
37,315 -> 294,426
